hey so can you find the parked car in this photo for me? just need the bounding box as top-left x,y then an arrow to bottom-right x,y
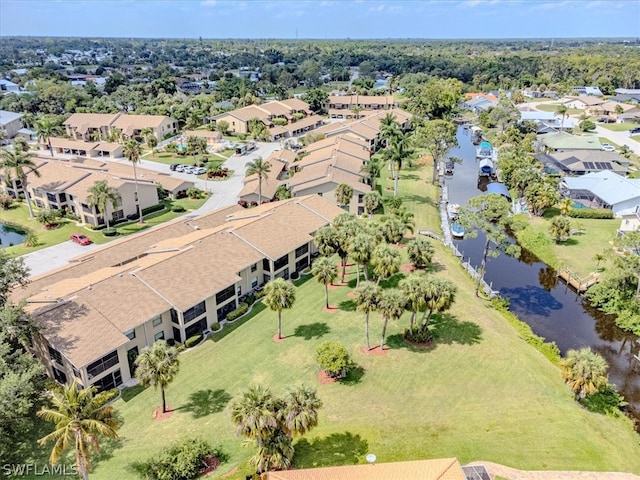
169,163 -> 180,171
183,166 -> 196,174
601,143 -> 616,152
629,127 -> 640,135
193,167 -> 206,175
175,164 -> 189,172
597,117 -> 615,123
70,233 -> 92,246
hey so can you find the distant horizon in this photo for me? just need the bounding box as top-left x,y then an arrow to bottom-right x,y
1,0 -> 639,40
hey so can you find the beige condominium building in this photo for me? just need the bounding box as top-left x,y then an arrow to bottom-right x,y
64,112 -> 178,142
14,196 -> 343,391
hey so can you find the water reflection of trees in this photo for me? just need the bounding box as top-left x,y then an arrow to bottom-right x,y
538,266 -> 558,291
501,284 -> 563,317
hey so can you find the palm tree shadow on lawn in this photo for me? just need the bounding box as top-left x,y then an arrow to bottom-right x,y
180,389 -> 232,419
293,432 -> 369,468
386,313 -> 482,353
338,299 -> 356,312
294,322 -> 331,340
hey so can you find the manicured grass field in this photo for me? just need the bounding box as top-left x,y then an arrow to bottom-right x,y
514,212 -> 620,278
27,157 -> 640,480
599,122 -> 637,132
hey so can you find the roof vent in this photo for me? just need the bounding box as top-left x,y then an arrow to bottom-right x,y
87,285 -> 92,291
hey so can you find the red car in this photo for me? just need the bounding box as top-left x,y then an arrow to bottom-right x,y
70,233 -> 92,246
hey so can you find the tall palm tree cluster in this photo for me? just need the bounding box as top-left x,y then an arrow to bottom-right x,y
307,211 -> 455,350
230,384 -> 322,473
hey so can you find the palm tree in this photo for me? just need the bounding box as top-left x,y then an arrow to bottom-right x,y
399,273 -> 426,332
348,233 -> 376,286
406,237 -> 435,269
379,113 -> 402,147
230,384 -> 280,442
134,340 -> 180,414
34,117 -> 62,157
311,256 -> 338,309
360,157 -> 382,189
549,216 -> 571,244
420,277 -> 457,328
377,288 -> 405,350
560,347 -> 609,400
354,281 -> 380,351
593,252 -> 606,270
37,381 -> 119,480
371,243 -> 401,285
264,278 -> 296,340
123,140 -> 143,223
86,180 -> 120,231
0,148 -> 40,218
559,197 -> 573,216
281,384 -> 322,438
335,183 -> 353,210
383,132 -> 413,197
556,104 -> 568,131
245,156 -> 272,205
362,191 -> 382,217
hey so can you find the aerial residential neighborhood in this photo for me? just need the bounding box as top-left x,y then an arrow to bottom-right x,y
1,1 -> 640,480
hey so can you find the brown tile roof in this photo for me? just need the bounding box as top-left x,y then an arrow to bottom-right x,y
267,458 -> 465,480
284,114 -> 325,133
279,98 -> 310,111
63,113 -> 121,131
48,137 -> 99,150
135,232 -> 263,311
27,161 -> 90,192
183,130 -> 223,140
111,114 -> 175,131
328,94 -> 395,107
16,197 -> 343,365
94,142 -> 122,152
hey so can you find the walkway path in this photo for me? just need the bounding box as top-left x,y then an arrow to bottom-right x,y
467,461 -> 640,480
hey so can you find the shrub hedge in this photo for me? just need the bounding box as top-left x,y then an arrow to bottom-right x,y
226,302 -> 248,321
567,208 -> 613,219
141,203 -> 166,216
171,205 -> 186,213
185,334 -> 203,348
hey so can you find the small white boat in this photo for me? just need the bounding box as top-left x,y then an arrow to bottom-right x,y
451,222 -> 465,238
478,158 -> 495,177
447,203 -> 460,220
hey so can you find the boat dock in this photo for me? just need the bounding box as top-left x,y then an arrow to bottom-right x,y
557,269 -> 600,293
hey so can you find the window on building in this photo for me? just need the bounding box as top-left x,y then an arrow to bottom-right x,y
112,210 -> 124,221
262,258 -> 271,272
358,194 -> 364,203
46,192 -> 57,203
251,263 -> 257,272
59,193 -> 67,202
86,351 -> 119,379
53,367 -> 67,384
125,330 -> 136,340
215,285 -> 236,305
82,203 -> 92,214
154,331 -> 165,341
251,277 -> 258,289
152,316 -> 162,328
183,301 -> 206,324
48,346 -> 63,365
295,244 -> 308,258
274,254 -> 288,271
170,308 -> 179,325
72,366 -> 81,379
91,369 -> 122,392
296,257 -> 309,272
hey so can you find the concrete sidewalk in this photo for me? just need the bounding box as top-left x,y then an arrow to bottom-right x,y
467,461 -> 640,480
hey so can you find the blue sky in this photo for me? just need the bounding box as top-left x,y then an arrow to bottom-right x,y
1,0 -> 639,39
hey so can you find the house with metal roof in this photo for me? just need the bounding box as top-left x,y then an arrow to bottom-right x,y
0,110 -> 23,141
560,171 -> 640,216
538,132 -> 602,152
534,150 -> 630,176
519,111 -> 574,133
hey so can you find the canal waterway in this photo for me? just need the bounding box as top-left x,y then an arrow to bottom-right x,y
445,126 -> 640,426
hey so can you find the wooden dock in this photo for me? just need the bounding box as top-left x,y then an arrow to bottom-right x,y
557,269 -> 599,293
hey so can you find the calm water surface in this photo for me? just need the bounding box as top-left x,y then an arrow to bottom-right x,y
446,127 -> 640,426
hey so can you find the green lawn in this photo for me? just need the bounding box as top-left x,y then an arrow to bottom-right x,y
24,155 -> 640,479
599,122 -> 637,132
145,150 -> 231,167
514,212 -> 619,278
534,104 -> 582,115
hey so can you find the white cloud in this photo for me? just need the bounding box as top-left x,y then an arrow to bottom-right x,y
201,0 -> 216,6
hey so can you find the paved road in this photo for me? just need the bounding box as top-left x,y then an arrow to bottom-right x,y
21,141 -> 282,277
